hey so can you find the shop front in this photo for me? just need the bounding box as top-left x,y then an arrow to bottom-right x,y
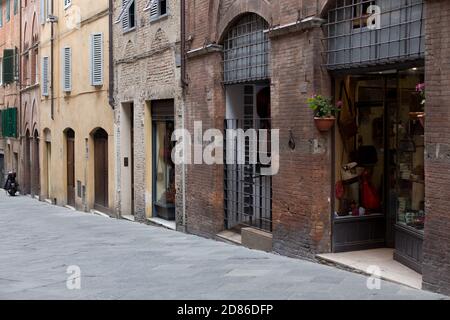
324,0 -> 426,273
152,99 -> 176,221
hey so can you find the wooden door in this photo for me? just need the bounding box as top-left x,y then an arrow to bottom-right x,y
67,136 -> 75,206
94,130 -> 109,209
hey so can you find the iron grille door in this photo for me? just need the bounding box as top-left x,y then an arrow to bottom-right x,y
224,85 -> 272,232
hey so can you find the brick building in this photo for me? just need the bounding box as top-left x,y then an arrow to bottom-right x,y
0,0 -> 21,189
183,0 -> 450,295
113,0 -> 184,228
21,0 -> 40,197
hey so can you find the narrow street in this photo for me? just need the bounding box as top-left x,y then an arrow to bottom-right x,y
0,193 -> 444,300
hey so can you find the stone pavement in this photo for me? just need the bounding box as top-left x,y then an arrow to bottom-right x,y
0,192 -> 446,300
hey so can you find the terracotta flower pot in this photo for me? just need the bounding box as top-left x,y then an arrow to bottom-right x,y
314,117 -> 336,132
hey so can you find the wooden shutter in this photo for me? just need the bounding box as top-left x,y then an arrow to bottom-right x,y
1,108 -> 17,138
3,49 -> 15,84
62,47 -> 72,92
150,0 -> 159,19
42,57 -> 49,96
122,0 -> 129,30
40,0 -> 45,24
91,33 -> 103,86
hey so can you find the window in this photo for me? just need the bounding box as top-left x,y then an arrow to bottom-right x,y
122,0 -> 136,32
0,58 -> 3,85
62,47 -> 72,92
40,0 -> 46,24
2,49 -> 15,84
42,56 -> 49,96
1,108 -> 17,138
0,0 -> 3,27
64,0 -> 71,9
23,53 -> 29,85
325,0 -> 425,70
146,0 -> 167,21
223,13 -> 270,84
13,0 -> 17,15
31,48 -> 38,85
6,0 -> 10,22
90,33 -> 103,86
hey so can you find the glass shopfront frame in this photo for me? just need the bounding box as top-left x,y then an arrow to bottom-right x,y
331,66 -> 426,273
151,99 -> 176,221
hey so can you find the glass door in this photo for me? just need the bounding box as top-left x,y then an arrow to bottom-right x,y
152,120 -> 175,220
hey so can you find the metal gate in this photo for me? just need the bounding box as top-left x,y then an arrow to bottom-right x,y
224,85 -> 272,232
223,13 -> 272,232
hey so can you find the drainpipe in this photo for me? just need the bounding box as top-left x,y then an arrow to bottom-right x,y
19,0 -> 22,137
108,0 -> 114,108
180,0 -> 187,230
50,0 -> 55,120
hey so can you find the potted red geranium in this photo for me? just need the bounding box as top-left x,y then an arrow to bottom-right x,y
307,95 -> 341,132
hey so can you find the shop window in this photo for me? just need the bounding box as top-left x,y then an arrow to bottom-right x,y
154,121 -> 175,207
333,67 -> 426,250
151,99 -> 175,221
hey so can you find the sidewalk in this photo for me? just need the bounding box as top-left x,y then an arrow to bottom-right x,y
0,193 -> 445,300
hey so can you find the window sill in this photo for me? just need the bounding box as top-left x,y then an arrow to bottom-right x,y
123,27 -> 136,35
150,14 -> 169,24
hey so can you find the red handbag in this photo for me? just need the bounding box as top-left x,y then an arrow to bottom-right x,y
361,170 -> 381,211
335,181 -> 345,200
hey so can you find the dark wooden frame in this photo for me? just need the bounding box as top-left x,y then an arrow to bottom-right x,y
394,224 -> 424,273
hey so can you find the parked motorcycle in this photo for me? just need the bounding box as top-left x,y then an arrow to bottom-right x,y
4,172 -> 19,196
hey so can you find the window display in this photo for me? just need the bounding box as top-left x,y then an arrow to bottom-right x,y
334,68 -> 426,234
392,70 -> 425,232
154,121 -> 175,208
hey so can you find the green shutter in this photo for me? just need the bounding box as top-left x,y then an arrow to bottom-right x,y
1,108 -> 17,138
14,0 -> 18,15
1,111 -> 5,137
3,49 -> 14,84
10,108 -> 17,138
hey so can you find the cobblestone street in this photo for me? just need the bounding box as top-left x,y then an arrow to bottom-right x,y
0,193 -> 445,300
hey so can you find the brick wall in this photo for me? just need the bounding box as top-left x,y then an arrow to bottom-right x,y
184,0 -> 333,256
422,0 -> 450,296
113,0 -> 183,224
21,0 -> 41,197
270,27 -> 332,259
0,0 -> 21,186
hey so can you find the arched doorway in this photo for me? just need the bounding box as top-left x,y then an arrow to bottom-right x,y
65,129 -> 76,207
43,129 -> 52,200
32,129 -> 40,196
93,128 -> 109,210
24,129 -> 32,195
222,13 -> 272,232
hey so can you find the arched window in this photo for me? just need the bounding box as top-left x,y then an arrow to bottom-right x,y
223,13 -> 270,84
